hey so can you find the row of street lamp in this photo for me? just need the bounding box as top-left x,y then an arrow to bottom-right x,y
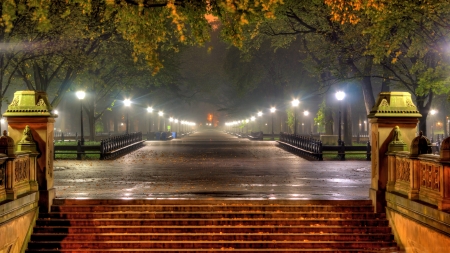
225,91 -> 347,142
74,91 -> 196,143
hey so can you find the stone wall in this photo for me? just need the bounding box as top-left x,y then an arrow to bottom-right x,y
0,193 -> 39,253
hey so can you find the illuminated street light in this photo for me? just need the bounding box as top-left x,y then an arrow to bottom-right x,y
158,111 -> 164,131
302,111 -> 312,133
430,109 -> 438,139
76,91 -> 86,144
124,99 -> 131,134
291,99 -> 300,135
0,118 -> 5,133
270,107 -> 276,140
147,107 -> 153,133
335,91 -> 346,145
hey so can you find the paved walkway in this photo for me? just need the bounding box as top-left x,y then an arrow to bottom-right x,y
54,129 -> 371,200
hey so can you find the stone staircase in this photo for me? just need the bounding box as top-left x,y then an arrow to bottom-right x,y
26,199 -> 399,252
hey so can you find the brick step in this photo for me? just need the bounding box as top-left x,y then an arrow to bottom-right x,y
32,225 -> 392,234
35,218 -> 389,227
27,241 -> 398,250
52,199 -> 374,206
28,200 -> 398,252
25,249 -> 401,253
30,233 -> 394,242
39,212 -> 385,219
50,205 -> 375,213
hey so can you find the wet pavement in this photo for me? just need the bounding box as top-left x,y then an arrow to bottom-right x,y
54,129 -> 371,200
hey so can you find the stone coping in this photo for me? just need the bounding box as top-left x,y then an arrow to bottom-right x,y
53,198 -> 373,206
0,192 -> 39,225
386,192 -> 450,236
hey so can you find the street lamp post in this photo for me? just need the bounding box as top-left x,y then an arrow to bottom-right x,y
169,117 -> 174,133
270,107 -> 276,140
251,116 -> 256,132
291,99 -> 300,135
303,110 -> 309,134
158,111 -> 164,132
76,91 -> 86,144
124,99 -> 131,134
430,109 -> 437,140
147,107 -> 153,133
257,111 -> 263,131
335,91 -> 345,145
0,118 -> 4,133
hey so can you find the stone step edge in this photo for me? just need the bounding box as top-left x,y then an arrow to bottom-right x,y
33,225 -> 389,228
25,249 -> 402,252
51,204 -> 374,208
53,199 -> 373,206
36,218 -> 387,222
30,232 -> 392,236
29,240 -> 396,244
43,211 -> 380,214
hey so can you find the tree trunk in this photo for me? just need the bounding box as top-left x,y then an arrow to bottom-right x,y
361,57 -> 376,115
113,112 -> 118,133
325,106 -> 333,135
86,109 -> 95,142
416,92 -> 432,136
381,65 -> 391,92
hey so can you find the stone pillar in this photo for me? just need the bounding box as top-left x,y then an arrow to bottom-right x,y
368,92 -> 421,212
3,91 -> 57,212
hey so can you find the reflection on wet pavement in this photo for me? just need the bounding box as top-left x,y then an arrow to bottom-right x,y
54,130 -> 371,200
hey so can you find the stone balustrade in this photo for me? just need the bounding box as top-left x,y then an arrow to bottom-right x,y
0,132 -> 37,203
387,136 -> 450,211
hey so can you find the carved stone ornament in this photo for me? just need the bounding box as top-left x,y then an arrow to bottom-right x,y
410,131 -> 432,156
0,130 -> 15,155
406,99 -> 415,107
368,91 -> 422,118
379,99 -> 389,107
36,98 -> 46,107
3,90 -> 57,117
19,125 -> 34,144
10,97 -> 19,106
440,136 -> 450,160
388,126 -> 407,152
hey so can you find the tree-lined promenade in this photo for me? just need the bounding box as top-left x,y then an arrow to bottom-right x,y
1,0 -> 449,140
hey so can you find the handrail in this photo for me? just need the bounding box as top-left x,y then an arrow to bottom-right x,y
100,132 -> 143,160
278,132 -> 371,161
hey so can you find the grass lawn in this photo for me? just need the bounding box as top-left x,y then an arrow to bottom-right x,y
54,152 -> 100,160
263,137 -> 280,141
54,141 -> 101,160
54,141 -> 101,146
322,152 -> 369,161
